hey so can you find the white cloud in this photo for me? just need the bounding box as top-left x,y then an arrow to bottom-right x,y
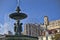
0,22 -> 14,35
3,23 -> 9,34
0,23 -> 4,34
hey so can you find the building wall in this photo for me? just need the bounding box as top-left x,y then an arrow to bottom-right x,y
23,23 -> 40,37
48,20 -> 60,30
0,35 -> 5,40
47,20 -> 60,34
22,17 -> 60,40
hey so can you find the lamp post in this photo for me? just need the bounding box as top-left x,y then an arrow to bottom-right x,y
41,30 -> 43,40
44,16 -> 49,40
45,25 -> 48,40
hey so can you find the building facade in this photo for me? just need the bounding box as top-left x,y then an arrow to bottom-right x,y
44,16 -> 60,34
48,20 -> 60,30
23,23 -> 40,37
22,16 -> 60,40
45,20 -> 60,35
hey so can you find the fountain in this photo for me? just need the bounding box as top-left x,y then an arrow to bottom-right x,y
3,0 -> 38,40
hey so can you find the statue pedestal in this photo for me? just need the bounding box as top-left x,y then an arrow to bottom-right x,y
5,35 -> 38,40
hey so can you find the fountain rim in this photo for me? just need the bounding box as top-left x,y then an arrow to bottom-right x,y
9,12 -> 27,20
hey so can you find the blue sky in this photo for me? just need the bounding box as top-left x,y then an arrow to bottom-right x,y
0,0 -> 60,34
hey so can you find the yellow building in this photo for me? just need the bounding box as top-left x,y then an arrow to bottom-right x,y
48,20 -> 60,29
44,16 -> 60,33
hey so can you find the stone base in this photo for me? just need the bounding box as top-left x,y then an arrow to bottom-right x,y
5,35 -> 38,40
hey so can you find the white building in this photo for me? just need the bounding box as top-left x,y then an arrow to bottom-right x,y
23,23 -> 40,37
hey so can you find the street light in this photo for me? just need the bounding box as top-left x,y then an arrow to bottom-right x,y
44,16 -> 49,40
45,25 -> 48,40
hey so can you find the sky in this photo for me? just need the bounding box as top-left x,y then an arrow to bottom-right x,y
0,0 -> 60,34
